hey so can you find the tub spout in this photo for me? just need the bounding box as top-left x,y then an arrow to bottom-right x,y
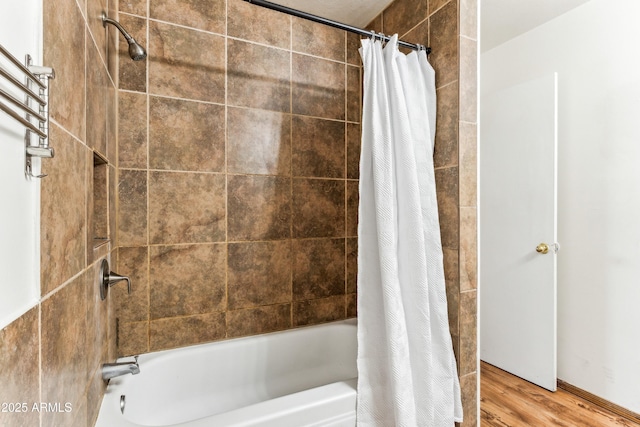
102,356 -> 140,380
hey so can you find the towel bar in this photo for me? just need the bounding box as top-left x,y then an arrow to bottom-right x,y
0,43 -> 55,178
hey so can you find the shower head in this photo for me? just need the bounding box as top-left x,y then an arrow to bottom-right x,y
127,41 -> 147,62
101,12 -> 147,61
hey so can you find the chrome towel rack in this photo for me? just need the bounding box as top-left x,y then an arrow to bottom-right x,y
0,43 -> 55,178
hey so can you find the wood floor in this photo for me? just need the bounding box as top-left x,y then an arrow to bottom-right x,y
481,361 -> 640,427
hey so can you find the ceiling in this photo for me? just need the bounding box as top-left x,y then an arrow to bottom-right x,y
267,0 -> 593,52
481,0 -> 592,52
269,0 -> 393,29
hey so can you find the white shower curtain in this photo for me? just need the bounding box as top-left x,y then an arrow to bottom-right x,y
356,35 -> 463,426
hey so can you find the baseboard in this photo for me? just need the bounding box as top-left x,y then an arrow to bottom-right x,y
557,379 -> 640,424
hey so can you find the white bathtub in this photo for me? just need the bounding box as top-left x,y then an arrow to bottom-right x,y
95,319 -> 357,427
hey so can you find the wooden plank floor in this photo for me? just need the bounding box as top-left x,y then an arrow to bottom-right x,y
481,361 -> 640,427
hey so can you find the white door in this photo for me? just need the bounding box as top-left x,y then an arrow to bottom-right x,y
480,73 -> 558,391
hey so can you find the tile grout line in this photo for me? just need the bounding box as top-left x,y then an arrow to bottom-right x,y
344,32 -> 349,317
145,0 -> 151,352
289,14 -> 294,328
118,91 -> 362,125
224,0 -> 230,338
344,28 -> 348,319
118,89 -> 360,124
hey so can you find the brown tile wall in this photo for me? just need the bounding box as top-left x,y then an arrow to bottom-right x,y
368,0 -> 478,425
115,0 -> 361,355
0,0 -> 119,426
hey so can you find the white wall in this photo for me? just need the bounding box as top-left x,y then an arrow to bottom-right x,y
0,0 -> 42,329
481,0 -> 640,413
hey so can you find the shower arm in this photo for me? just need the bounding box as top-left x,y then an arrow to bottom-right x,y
101,12 -> 147,61
101,13 -> 134,42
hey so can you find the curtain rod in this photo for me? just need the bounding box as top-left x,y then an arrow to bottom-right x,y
242,0 -> 432,54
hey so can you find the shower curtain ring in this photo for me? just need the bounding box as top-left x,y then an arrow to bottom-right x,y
378,32 -> 387,46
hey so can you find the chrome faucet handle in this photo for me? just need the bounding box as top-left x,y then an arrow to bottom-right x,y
107,271 -> 131,294
99,259 -> 132,300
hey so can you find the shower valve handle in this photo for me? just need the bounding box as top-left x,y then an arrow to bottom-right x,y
99,259 -> 132,300
107,271 -> 131,294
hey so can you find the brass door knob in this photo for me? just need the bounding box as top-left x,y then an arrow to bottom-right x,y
536,243 -> 549,254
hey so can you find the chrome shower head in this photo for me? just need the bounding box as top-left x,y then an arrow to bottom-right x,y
127,40 -> 147,62
101,12 -> 147,61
